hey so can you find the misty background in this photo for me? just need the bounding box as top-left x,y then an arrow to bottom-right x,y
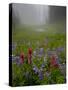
12,3 -> 66,29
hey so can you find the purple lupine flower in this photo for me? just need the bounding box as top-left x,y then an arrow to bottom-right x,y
15,56 -> 20,65
38,70 -> 43,80
41,63 -> 45,68
38,54 -> 42,58
12,55 -> 16,62
56,47 -> 64,52
33,66 -> 39,74
37,48 -> 44,58
39,48 -> 44,55
47,50 -> 52,57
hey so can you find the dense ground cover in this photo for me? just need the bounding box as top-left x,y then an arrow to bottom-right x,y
11,21 -> 66,86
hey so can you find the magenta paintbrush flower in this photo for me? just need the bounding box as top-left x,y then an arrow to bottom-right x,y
28,48 -> 32,64
50,55 -> 59,68
20,52 -> 25,64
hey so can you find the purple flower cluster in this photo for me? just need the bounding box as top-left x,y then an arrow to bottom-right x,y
15,56 -> 20,65
33,47 -> 45,58
39,48 -> 44,55
38,70 -> 43,80
47,50 -> 52,57
56,47 -> 64,52
41,63 -> 45,68
33,66 -> 39,74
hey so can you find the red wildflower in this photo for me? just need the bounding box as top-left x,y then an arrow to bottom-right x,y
28,48 -> 32,55
50,55 -> 58,68
20,52 -> 25,64
28,48 -> 32,64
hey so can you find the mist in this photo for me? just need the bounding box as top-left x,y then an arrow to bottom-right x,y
12,4 -> 50,26
12,3 -> 66,33
12,4 -> 66,25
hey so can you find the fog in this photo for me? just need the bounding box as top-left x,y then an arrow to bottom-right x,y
12,4 -> 49,26
12,3 -> 66,28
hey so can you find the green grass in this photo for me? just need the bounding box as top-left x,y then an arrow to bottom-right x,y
11,20 -> 66,86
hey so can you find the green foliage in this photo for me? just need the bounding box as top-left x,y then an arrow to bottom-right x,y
12,21 -> 66,86
50,68 -> 65,84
